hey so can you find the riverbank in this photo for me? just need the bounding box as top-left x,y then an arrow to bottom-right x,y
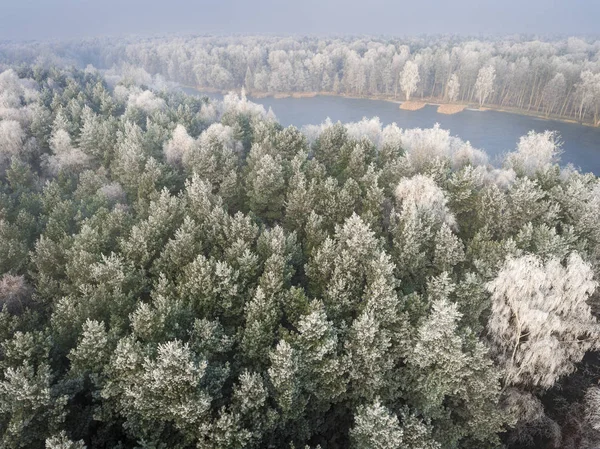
183,85 -> 596,127
478,105 -> 589,126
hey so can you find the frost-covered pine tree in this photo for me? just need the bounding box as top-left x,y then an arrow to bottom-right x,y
68,319 -> 110,384
268,340 -> 305,421
246,151 -> 286,222
350,400 -> 404,449
45,431 -> 87,449
345,310 -> 392,401
294,302 -> 346,405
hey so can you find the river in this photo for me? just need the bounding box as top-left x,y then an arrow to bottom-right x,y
182,87 -> 600,175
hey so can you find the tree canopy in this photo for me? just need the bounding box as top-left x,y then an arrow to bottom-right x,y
0,63 -> 598,449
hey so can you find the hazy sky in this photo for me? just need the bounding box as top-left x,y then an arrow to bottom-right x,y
1,0 -> 599,41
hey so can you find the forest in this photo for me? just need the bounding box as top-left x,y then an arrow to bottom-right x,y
0,55 -> 599,449
3,35 -> 600,124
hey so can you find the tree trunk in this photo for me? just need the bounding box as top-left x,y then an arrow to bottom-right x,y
527,71 -> 538,111
559,86 -> 573,117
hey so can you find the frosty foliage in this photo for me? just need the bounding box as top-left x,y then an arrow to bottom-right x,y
103,63 -> 170,90
399,124 -> 488,171
199,101 -> 218,122
0,273 -> 31,315
302,118 -> 334,145
400,60 -> 420,101
0,70 -> 24,111
45,431 -> 86,449
0,120 -> 25,160
395,174 -> 456,228
350,400 -> 404,449
181,122 -> 242,184
0,61 -> 600,449
0,69 -> 38,123
585,387 -> 600,431
68,319 -> 109,379
268,339 -> 301,417
487,253 -> 599,389
106,339 -> 212,433
97,182 -> 126,204
7,35 -> 600,123
197,123 -> 238,155
304,117 -> 403,152
506,130 -> 563,176
222,88 -> 276,121
125,87 -> 166,113
475,65 -> 496,106
446,73 -> 460,102
45,128 -> 91,175
485,167 -> 518,189
344,117 -> 387,148
163,124 -> 195,166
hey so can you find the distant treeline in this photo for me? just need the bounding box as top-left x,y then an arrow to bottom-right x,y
2,35 -> 600,123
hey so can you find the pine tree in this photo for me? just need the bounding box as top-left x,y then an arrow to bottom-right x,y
68,319 -> 110,385
45,431 -> 87,449
350,400 -> 404,449
246,151 -> 286,222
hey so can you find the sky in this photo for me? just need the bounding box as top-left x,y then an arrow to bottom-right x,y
1,0 -> 599,42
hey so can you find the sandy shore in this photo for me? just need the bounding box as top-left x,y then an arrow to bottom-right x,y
437,104 -> 467,114
291,92 -> 318,98
399,101 -> 426,111
250,92 -> 270,98
184,85 -> 595,127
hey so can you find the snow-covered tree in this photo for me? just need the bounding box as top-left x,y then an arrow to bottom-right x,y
541,73 -> 566,116
475,65 -> 496,106
446,73 -> 460,102
400,60 -> 420,101
395,174 -> 456,228
487,253 -> 599,388
0,120 -> 25,161
0,55 -> 598,449
350,400 -> 404,449
506,130 -> 562,176
163,123 -> 195,166
45,432 -> 86,449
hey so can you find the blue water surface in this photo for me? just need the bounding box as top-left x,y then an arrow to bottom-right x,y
183,88 -> 600,175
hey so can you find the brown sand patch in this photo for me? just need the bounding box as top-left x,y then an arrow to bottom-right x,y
399,101 -> 426,111
437,104 -> 467,114
273,93 -> 291,99
291,92 -> 318,98
249,92 -> 270,98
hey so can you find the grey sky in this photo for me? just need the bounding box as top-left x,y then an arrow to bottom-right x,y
1,0 -> 599,41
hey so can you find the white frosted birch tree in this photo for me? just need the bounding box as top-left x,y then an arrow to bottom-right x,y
475,65 -> 496,106
400,61 -> 420,101
446,73 -> 460,102
486,253 -> 599,389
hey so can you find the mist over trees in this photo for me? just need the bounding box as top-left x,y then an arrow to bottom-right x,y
4,35 -> 600,124
0,58 -> 598,449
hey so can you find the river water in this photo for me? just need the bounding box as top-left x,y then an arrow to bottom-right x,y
182,88 -> 600,175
